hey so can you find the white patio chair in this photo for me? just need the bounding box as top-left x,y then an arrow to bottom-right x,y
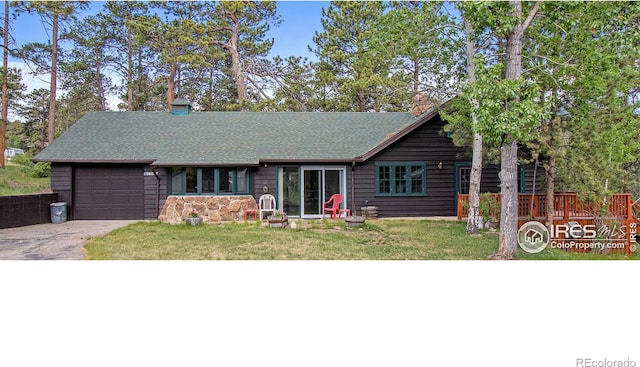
258,194 -> 277,220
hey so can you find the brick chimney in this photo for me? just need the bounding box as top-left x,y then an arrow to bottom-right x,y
410,94 -> 433,117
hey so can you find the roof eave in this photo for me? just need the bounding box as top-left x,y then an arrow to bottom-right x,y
33,158 -> 157,164
259,158 -> 354,164
151,162 -> 260,167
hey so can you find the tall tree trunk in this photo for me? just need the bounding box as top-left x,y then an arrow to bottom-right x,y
229,13 -> 248,111
136,47 -> 142,110
495,140 -> 520,259
492,1 -> 525,259
47,12 -> 58,145
0,1 -> 9,168
207,67 -> 214,111
464,17 -> 483,235
127,28 -> 133,111
96,59 -> 105,111
468,133 -> 483,233
230,40 -> 247,109
358,89 -> 366,112
167,62 -> 177,109
176,67 -> 181,98
490,1 -> 540,259
545,156 -> 556,232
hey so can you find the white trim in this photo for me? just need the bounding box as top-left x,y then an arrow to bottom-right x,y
278,165 -> 348,219
300,166 -> 347,219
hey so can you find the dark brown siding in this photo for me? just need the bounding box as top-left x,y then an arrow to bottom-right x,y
73,165 -> 144,219
248,118 -> 543,218
144,166 -> 169,219
253,165 -> 278,202
523,161 -> 545,194
352,117 -> 543,217
479,165 -> 501,193
50,164 -> 73,217
352,116 -> 466,217
475,163 -> 544,195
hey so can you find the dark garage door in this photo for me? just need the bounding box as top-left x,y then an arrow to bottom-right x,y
74,166 -> 144,219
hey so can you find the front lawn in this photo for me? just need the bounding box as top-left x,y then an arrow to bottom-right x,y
84,219 -> 639,260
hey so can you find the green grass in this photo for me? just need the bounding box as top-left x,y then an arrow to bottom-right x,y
0,162 -> 51,196
84,219 -> 639,260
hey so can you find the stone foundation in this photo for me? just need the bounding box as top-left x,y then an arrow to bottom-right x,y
158,195 -> 259,224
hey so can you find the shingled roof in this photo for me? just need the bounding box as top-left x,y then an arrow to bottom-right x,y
34,111 -> 432,166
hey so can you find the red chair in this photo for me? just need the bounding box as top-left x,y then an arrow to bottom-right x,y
323,194 -> 343,220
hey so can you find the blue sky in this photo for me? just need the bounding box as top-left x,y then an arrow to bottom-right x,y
8,1 -> 329,103
268,1 -> 328,59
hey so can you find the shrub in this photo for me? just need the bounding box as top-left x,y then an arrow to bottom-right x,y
479,193 -> 500,221
11,153 -> 33,168
7,153 -> 50,178
29,162 -> 51,178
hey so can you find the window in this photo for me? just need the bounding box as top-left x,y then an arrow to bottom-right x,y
171,167 -> 183,193
170,167 -> 251,195
378,166 -> 391,194
237,168 -> 249,193
202,168 -> 215,193
375,162 -> 426,196
185,167 -> 197,193
219,168 -> 232,193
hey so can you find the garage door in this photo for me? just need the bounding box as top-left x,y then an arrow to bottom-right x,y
74,166 -> 144,219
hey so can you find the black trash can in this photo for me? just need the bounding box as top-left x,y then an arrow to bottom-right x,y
50,202 -> 67,224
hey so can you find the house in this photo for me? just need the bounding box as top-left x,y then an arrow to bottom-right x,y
4,147 -> 25,159
33,99 -> 541,222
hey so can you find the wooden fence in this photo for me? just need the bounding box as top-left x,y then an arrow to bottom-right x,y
457,193 -> 640,255
0,193 -> 59,229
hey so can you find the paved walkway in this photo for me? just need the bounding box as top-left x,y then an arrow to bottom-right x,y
0,220 -> 138,260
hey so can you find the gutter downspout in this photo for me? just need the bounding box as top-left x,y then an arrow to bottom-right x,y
351,160 -> 356,216
152,168 -> 160,217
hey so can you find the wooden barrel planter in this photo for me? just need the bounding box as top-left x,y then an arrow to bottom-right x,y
267,215 -> 288,228
344,216 -> 366,227
360,206 -> 378,219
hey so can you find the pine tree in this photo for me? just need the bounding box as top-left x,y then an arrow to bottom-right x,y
15,1 -> 87,144
102,1 -> 157,111
203,1 -> 281,111
16,88 -> 50,152
1,1 -> 10,168
312,1 -> 406,112
372,1 -> 461,102
522,2 -> 640,228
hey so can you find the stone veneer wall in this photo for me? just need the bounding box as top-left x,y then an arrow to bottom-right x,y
158,195 -> 258,224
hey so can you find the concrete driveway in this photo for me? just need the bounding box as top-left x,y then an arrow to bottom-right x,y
0,220 -> 138,260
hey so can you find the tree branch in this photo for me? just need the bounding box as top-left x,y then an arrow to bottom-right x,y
245,75 -> 271,101
526,54 -> 576,68
522,1 -> 541,34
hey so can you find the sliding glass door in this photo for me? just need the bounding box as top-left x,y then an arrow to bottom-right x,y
279,166 -> 347,218
279,167 -> 300,217
303,169 -> 322,216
